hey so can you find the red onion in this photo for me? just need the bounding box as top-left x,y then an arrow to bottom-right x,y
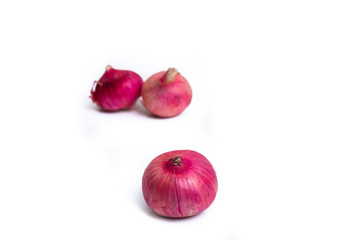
141,68 -> 192,117
90,65 -> 143,111
142,150 -> 218,218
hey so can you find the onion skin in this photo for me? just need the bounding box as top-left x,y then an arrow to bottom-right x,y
142,150 -> 218,218
90,65 -> 143,111
141,68 -> 192,117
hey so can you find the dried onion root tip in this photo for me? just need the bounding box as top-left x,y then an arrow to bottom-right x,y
172,156 -> 182,165
165,68 -> 178,83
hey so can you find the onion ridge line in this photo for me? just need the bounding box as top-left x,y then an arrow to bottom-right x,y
173,168 -> 183,218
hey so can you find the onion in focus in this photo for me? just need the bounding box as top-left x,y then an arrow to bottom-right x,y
142,150 -> 218,218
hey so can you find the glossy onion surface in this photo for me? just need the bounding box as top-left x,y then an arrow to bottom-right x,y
90,65 -> 143,111
142,150 -> 218,218
141,68 -> 192,117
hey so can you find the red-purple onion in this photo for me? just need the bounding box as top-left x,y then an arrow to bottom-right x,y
141,68 -> 192,117
90,65 -> 143,111
142,150 -> 218,218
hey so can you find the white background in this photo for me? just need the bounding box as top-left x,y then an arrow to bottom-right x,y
0,0 -> 359,239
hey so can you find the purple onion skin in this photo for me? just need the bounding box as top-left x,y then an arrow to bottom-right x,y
142,150 -> 218,218
90,66 -> 143,111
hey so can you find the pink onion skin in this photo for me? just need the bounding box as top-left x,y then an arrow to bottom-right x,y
141,68 -> 192,118
90,65 -> 143,111
142,150 -> 218,218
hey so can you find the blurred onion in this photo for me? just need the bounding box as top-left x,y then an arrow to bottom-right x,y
90,65 -> 143,111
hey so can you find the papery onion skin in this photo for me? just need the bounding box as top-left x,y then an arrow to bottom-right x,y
141,68 -> 192,117
90,65 -> 143,111
142,150 -> 218,218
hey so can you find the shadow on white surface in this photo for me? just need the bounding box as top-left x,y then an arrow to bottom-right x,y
86,99 -> 173,120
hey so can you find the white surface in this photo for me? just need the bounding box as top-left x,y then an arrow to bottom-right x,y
1,0 -> 360,239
